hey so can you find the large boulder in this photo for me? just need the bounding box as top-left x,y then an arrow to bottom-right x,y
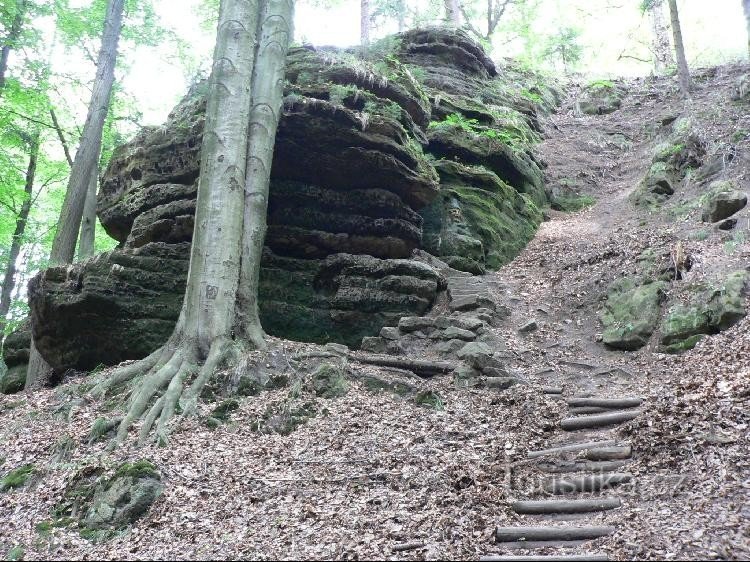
16,28 -> 553,373
701,189 -> 747,223
600,278 -> 666,351
661,271 -> 748,353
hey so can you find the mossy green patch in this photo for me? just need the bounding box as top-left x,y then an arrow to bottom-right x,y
415,390 -> 445,410
6,546 -> 24,561
1,464 -> 35,492
601,278 -> 666,351
551,194 -> 596,212
309,363 -> 349,399
113,460 -> 159,481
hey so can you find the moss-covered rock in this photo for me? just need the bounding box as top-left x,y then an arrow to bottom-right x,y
414,389 -> 444,409
661,271 -> 748,352
80,461 -> 162,532
578,80 -> 626,115
309,363 -> 349,398
701,189 -> 747,223
0,464 -> 35,492
601,278 -> 666,351
0,364 -> 26,395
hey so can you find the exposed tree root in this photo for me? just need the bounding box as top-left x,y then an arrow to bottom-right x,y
99,336 -> 240,450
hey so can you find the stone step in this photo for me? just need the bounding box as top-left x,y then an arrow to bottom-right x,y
493,526 -> 615,543
512,497 -> 621,514
561,410 -> 641,431
566,397 -> 643,409
527,440 -> 619,459
479,554 -> 609,562
544,472 -> 633,494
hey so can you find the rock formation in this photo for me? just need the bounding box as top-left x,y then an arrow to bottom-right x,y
2,28 -> 556,380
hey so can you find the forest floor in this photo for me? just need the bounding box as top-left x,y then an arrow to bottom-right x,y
1,64 -> 749,560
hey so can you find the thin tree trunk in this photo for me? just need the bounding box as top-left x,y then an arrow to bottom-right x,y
48,0 -> 123,265
396,0 -> 405,31
0,0 -> 25,90
444,0 -> 461,26
237,0 -> 294,346
649,0 -> 674,75
744,0 -> 750,59
361,0 -> 370,55
0,134 -> 38,333
667,0 -> 691,97
50,108 -> 74,167
77,171 -> 98,259
26,0 -> 125,389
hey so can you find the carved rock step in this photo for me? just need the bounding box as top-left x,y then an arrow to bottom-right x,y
544,472 -> 633,494
527,440 -> 620,459
493,526 -> 615,543
561,410 -> 641,431
481,554 -> 609,562
512,497 -> 621,514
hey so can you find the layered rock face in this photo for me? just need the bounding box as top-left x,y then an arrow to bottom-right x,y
14,28 -> 553,374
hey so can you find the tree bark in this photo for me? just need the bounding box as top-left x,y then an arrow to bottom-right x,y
444,0 -> 461,26
77,171 -> 98,259
0,134 -> 38,333
237,0 -> 295,346
744,0 -> 750,59
26,0 -> 125,389
99,0 -> 294,448
667,0 -> 691,97
48,0 -> 123,265
0,0 -> 26,90
649,0 -> 674,75
360,0 -> 370,55
50,108 -> 74,167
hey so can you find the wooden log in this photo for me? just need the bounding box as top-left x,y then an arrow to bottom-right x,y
480,554 -> 610,561
392,542 -> 425,552
542,387 -> 563,395
583,446 -> 632,461
512,497 -> 621,514
566,397 -> 643,408
568,406 -> 610,415
561,410 -> 641,431
537,459 -> 628,474
544,472 -> 633,494
351,354 -> 456,376
527,440 -> 618,459
494,526 -> 615,543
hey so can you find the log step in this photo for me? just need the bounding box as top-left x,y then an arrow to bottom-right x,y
351,354 -> 456,376
544,472 -> 633,494
583,446 -> 632,461
536,459 -> 628,474
527,440 -> 619,459
561,410 -> 641,431
494,526 -> 615,543
480,555 -> 609,561
543,387 -> 563,395
566,397 -> 643,409
512,497 -> 621,514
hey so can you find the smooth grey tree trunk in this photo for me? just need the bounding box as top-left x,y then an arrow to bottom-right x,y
361,0 -> 370,54
667,0 -> 691,97
103,0 -> 294,448
237,0 -> 295,346
744,0 -> 750,58
26,0 -> 125,390
649,0 -> 674,75
77,172 -> 98,259
0,134 -> 38,334
444,0 -> 460,26
0,0 -> 25,89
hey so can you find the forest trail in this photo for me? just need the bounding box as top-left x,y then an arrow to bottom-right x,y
1,65 -> 748,561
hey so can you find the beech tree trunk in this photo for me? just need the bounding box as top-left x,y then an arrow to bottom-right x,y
744,0 -> 750,59
444,0 -> 461,26
0,134 -> 38,333
361,0 -> 370,54
77,172 -> 98,259
667,0 -> 691,97
98,0 -> 294,448
649,0 -> 674,75
26,0 -> 125,390
0,0 -> 25,89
